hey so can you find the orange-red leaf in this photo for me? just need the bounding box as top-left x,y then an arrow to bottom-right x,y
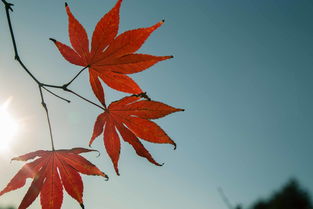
109,96 -> 141,109
97,71 -> 142,94
94,54 -> 173,74
115,122 -> 161,166
103,115 -> 121,175
40,157 -> 63,209
100,21 -> 164,59
49,39 -> 85,66
59,153 -> 107,177
0,158 -> 47,196
110,97 -> 184,119
122,116 -> 176,147
0,148 -> 107,209
56,156 -> 83,206
90,96 -> 183,174
89,70 -> 105,106
11,150 -> 46,161
89,113 -> 107,146
19,166 -> 46,209
91,0 -> 122,56
66,3 -> 89,61
52,0 -> 172,105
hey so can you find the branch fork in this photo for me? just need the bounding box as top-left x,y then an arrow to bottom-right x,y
1,0 -> 103,149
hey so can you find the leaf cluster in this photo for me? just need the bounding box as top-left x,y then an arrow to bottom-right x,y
0,0 -> 183,209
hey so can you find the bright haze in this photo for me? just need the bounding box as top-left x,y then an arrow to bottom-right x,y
0,0 -> 312,209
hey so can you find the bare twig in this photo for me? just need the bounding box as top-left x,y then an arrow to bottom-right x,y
218,187 -> 234,209
38,85 -> 55,151
65,88 -> 105,110
42,87 -> 71,103
63,65 -> 89,88
42,83 -> 105,110
1,0 -> 104,150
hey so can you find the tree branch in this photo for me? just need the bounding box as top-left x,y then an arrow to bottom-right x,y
63,65 -> 89,88
2,0 -> 40,84
42,87 -> 71,103
1,0 -> 104,150
38,85 -> 55,151
41,83 -> 105,110
65,88 -> 105,110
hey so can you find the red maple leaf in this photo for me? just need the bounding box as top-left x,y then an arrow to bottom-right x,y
51,0 -> 172,106
89,96 -> 184,175
0,148 -> 107,209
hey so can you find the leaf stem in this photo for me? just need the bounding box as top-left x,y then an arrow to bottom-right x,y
41,83 -> 105,110
65,88 -> 105,110
38,85 -> 55,151
42,87 -> 71,103
63,65 -> 89,88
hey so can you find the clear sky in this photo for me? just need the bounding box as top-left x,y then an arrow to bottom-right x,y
0,0 -> 313,209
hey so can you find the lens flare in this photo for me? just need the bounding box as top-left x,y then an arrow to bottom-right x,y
0,100 -> 19,152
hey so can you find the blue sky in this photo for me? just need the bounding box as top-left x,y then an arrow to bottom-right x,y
0,0 -> 313,208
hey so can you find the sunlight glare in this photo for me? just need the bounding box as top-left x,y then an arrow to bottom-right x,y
0,101 -> 19,152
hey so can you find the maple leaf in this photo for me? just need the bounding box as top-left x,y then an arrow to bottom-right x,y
89,96 -> 184,175
0,148 -> 107,209
51,0 -> 172,105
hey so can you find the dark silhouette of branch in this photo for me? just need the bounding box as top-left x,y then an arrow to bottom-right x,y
218,187 -> 235,209
42,83 -> 105,110
62,64 -> 89,88
64,88 -> 105,110
1,0 -> 104,149
42,87 -> 71,103
38,85 -> 55,150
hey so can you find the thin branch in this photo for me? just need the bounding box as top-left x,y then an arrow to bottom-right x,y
65,88 -> 105,110
42,83 -> 64,88
2,0 -> 40,84
64,65 -> 89,88
1,0 -> 104,150
41,83 -> 105,110
2,0 -> 69,104
38,85 -> 55,151
2,0 -> 57,150
42,87 -> 71,103
1,0 -> 13,11
218,187 -> 234,209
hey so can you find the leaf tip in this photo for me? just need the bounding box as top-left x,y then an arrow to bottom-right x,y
162,19 -> 165,23
80,203 -> 85,209
173,142 -> 177,150
95,150 -> 101,158
65,2 -> 68,7
10,157 -> 18,162
49,38 -> 56,43
115,168 -> 120,176
104,173 -> 109,181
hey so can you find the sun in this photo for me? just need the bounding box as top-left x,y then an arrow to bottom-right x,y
0,100 -> 19,152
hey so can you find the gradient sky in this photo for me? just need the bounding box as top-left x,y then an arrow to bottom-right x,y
0,0 -> 313,209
